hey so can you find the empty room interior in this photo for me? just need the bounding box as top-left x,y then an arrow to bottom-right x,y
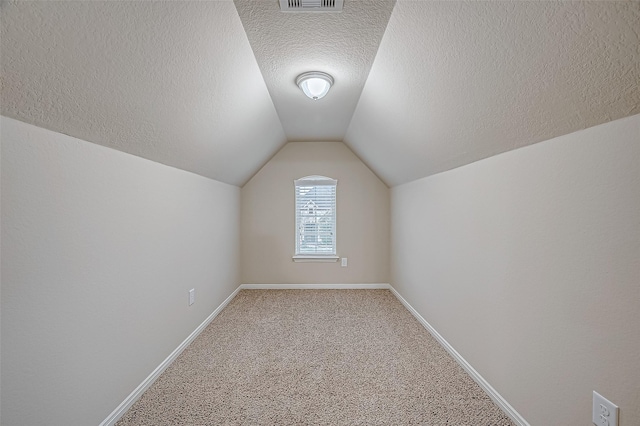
1,1 -> 639,425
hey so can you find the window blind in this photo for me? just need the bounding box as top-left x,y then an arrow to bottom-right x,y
294,176 -> 337,256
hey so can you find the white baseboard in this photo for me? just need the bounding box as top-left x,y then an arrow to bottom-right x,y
240,283 -> 391,289
101,283 -> 527,426
99,285 -> 242,426
388,285 -> 530,426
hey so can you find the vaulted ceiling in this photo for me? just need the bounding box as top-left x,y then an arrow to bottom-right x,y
2,1 -> 639,187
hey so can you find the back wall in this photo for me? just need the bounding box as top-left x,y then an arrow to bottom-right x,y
241,142 -> 389,284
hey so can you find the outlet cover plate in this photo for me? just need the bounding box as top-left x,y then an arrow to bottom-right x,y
593,391 -> 618,426
189,288 -> 195,306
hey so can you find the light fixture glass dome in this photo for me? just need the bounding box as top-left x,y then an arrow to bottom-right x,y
296,71 -> 334,100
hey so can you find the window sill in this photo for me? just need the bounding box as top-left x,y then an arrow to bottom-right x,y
292,255 -> 339,263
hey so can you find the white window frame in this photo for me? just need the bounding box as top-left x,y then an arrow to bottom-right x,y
293,175 -> 338,262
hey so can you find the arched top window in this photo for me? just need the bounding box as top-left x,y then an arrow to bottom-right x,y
293,176 -> 338,260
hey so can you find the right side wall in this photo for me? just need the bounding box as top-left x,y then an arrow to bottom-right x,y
391,114 -> 639,426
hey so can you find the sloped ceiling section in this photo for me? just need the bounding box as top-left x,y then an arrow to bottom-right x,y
0,1 -> 286,186
233,0 -> 395,142
345,1 -> 640,187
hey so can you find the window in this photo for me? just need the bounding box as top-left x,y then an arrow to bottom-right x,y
293,175 -> 338,261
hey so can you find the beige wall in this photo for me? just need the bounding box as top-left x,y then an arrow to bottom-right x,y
1,117 -> 241,425
241,142 -> 389,284
391,114 -> 640,426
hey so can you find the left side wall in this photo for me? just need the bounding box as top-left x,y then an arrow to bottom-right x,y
0,117 -> 241,425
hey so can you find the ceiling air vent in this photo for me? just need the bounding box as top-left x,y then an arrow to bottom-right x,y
279,0 -> 344,12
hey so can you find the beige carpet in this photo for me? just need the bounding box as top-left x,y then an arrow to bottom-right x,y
116,290 -> 515,425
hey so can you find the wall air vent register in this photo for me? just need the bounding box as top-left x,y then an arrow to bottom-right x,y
280,0 -> 344,12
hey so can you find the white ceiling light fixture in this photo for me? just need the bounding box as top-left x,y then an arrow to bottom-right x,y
296,71 -> 334,100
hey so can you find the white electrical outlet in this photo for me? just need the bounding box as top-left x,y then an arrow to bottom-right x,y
189,288 -> 195,306
341,257 -> 348,267
593,391 -> 618,426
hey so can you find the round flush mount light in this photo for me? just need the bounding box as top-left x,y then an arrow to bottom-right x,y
296,71 -> 334,100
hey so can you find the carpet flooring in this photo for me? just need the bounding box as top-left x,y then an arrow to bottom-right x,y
116,290 -> 515,425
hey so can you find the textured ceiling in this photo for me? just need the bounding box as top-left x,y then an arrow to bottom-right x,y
0,0 -> 285,186
234,0 -> 395,141
1,1 -> 639,188
346,0 -> 640,186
